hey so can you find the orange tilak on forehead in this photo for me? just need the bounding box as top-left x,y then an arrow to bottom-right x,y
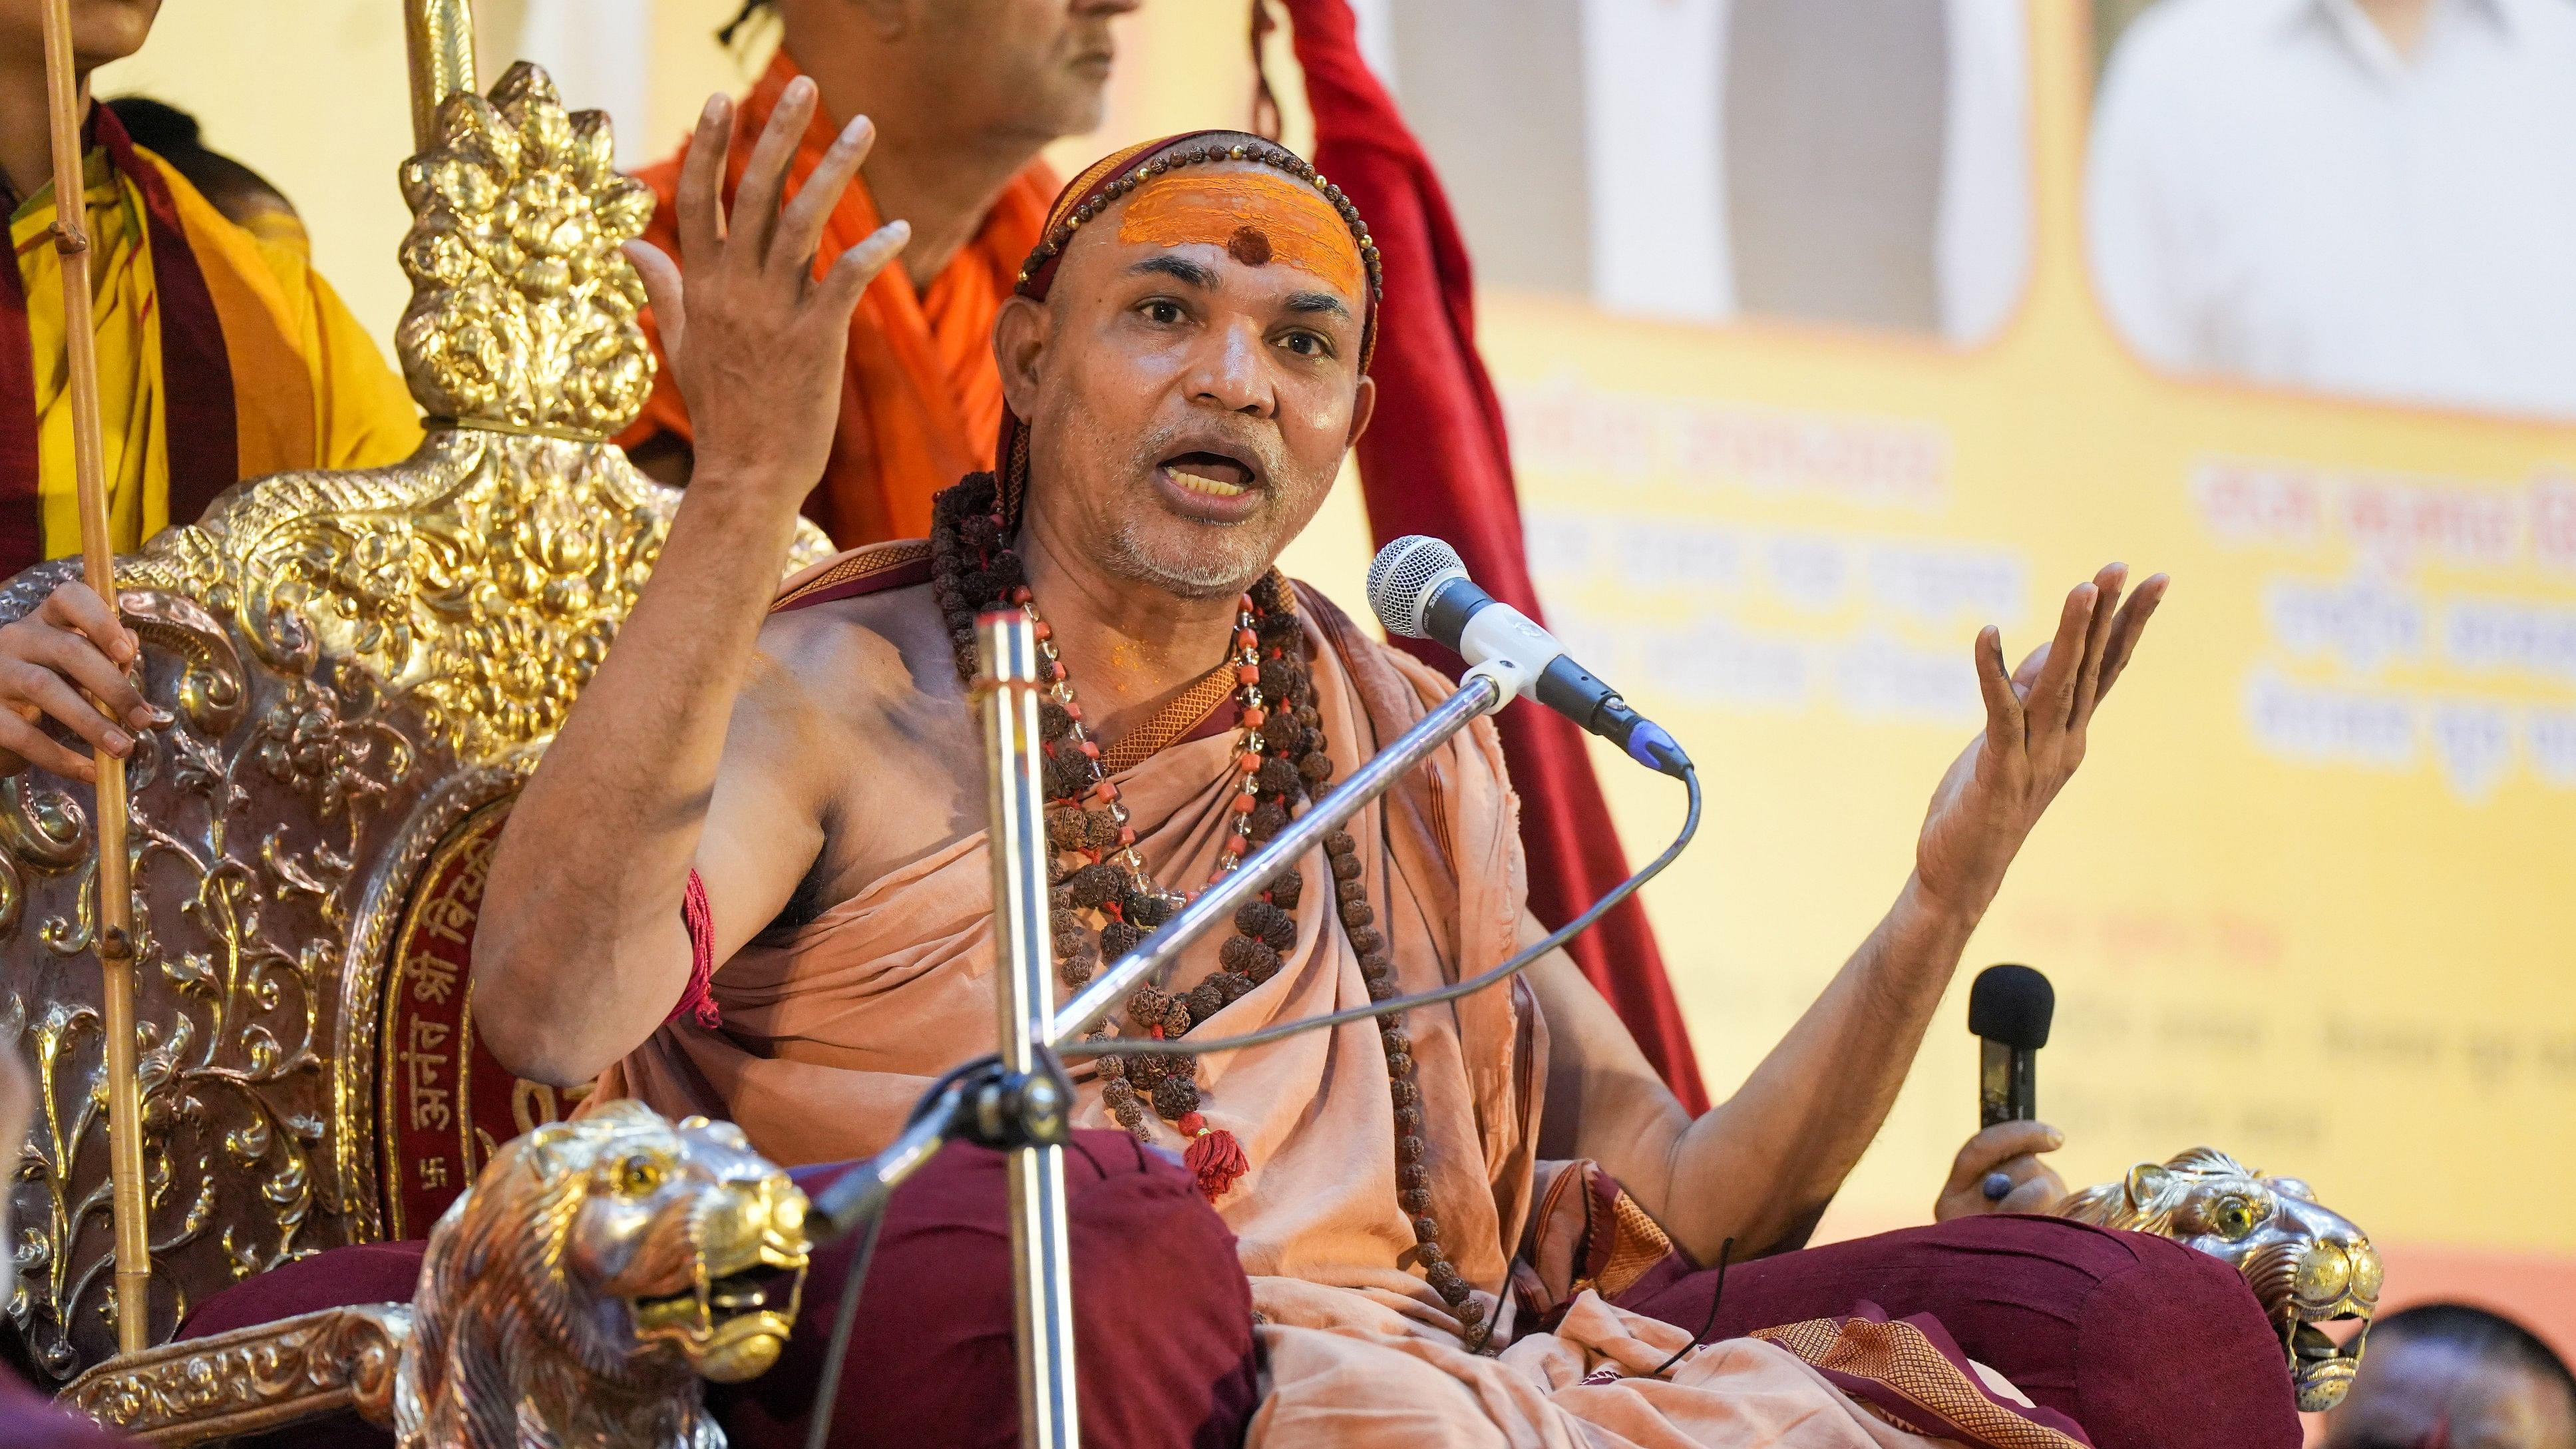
1116,170 -> 1368,306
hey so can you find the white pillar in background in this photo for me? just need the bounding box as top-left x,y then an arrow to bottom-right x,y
1580,0 -> 1734,322
517,0 -> 655,162
1345,0 -> 1399,87
1937,0 -> 2032,345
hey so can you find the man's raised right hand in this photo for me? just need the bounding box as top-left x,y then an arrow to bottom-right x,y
0,580 -> 164,782
622,77 -> 911,511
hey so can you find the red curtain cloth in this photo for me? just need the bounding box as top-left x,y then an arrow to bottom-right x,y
1278,0 -> 1710,1112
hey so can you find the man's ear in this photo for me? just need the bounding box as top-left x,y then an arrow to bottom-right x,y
1345,375 -> 1378,451
994,294 -> 1051,422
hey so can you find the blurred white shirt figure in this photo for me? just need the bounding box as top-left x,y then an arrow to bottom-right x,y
2087,0 -> 2576,420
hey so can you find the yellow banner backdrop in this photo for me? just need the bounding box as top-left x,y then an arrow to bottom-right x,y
1247,0 -> 2576,1355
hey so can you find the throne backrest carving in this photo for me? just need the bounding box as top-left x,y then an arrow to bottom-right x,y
0,63 -> 828,1380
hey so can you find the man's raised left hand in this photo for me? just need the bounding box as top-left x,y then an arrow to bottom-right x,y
1914,563 -> 2166,922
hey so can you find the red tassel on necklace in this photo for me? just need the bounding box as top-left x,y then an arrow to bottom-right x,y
1179,1112 -> 1248,1201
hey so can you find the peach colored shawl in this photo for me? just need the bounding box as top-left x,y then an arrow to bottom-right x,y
600,586 -> 1974,1446
604,586 -> 1542,1329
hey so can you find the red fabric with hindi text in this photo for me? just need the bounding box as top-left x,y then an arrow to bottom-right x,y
1278,0 -> 1709,1110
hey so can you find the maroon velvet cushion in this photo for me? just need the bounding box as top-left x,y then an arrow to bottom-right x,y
178,1130 -> 1256,1449
180,1242 -> 428,1339
715,1132 -> 1257,1449
0,1364 -> 133,1446
1612,1214 -> 2302,1449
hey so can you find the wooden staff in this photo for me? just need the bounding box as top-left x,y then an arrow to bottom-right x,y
37,0 -> 150,1357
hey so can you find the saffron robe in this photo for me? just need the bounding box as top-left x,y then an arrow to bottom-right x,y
597,570 -> 2054,1447
617,52 -> 1056,549
0,106 -> 421,574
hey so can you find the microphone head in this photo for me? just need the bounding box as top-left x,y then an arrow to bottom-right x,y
1368,536 -> 1468,640
1968,964 -> 2054,1050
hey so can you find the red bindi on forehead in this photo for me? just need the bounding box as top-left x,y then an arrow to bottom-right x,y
1227,227 -> 1273,268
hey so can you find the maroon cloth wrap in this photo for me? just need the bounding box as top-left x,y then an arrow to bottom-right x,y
92,108 -> 236,540
180,1183 -> 2293,1448
1612,1215 -> 2305,1449
1276,0 -> 1711,1112
180,1130 -> 1258,1449
0,1368 -> 131,1446
0,105 -> 238,577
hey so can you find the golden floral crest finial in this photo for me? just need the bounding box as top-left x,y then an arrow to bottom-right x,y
395,62 -> 656,441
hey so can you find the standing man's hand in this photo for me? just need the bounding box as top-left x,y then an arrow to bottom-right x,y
0,581 -> 162,781
1936,1120 -> 2069,1220
1915,563 -> 2167,921
621,77 -> 911,511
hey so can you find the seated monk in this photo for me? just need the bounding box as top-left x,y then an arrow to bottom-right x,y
445,87 -> 2296,1448
0,0 -> 420,783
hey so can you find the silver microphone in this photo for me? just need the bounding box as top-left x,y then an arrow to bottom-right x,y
1366,536 -> 1690,777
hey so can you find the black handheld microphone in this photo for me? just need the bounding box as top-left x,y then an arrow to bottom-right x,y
1967,964 -> 2052,1129
1366,536 -> 1691,778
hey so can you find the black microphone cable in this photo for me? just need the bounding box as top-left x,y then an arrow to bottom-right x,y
1650,1237 -> 1734,1379
1073,765 -> 1700,1063
801,1209 -> 884,1449
803,1054 -> 1004,1449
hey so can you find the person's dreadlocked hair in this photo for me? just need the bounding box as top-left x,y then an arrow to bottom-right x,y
717,0 -> 771,47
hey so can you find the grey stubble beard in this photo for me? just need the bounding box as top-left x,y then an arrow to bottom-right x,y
1099,511 -> 1274,601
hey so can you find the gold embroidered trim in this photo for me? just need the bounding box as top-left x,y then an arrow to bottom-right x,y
1097,664 -> 1239,775
1751,1315 -> 2086,1449
1597,1191 -> 1675,1299
770,538 -> 932,612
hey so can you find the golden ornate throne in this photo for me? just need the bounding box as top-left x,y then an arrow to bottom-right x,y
0,38 -> 828,1380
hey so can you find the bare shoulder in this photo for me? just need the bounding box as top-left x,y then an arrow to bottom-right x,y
729,580 -> 984,906
748,580 -> 964,725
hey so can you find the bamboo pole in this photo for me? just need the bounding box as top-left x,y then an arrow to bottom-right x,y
36,0 -> 148,1357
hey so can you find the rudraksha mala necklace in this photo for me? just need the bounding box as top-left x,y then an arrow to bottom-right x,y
928,474 -> 1491,1350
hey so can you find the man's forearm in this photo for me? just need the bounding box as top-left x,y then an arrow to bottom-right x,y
1661,872 -> 1977,1257
471,481 -> 807,1082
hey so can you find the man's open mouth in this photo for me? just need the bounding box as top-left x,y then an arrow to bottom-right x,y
1162,451 -> 1259,499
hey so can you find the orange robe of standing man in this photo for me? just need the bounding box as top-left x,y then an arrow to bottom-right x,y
616,53 -> 1057,547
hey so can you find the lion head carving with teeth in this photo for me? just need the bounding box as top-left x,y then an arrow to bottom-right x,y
2055,1147 -> 2380,1414
392,1102 -> 812,1449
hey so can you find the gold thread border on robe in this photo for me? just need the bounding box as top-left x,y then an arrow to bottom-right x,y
1751,1315 -> 2087,1449
1099,664 -> 1240,775
771,538 -> 934,612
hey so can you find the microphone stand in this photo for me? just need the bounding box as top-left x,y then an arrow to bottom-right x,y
810,643 -> 1511,1448
978,610 -> 1083,1449
1050,668 -> 1506,1048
